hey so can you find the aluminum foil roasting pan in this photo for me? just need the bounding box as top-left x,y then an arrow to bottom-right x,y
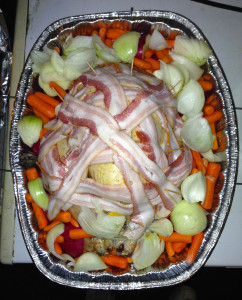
9,10 -> 238,289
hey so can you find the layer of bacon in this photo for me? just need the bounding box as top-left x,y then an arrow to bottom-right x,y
38,64 -> 193,240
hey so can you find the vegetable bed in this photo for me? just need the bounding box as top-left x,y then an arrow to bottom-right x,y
9,11 -> 238,289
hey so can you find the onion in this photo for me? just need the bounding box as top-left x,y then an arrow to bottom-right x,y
181,171 -> 206,204
17,115 -> 43,148
170,200 -> 207,235
28,178 -> 49,210
74,252 -> 107,272
46,223 -> 65,260
177,79 -> 205,118
149,29 -> 168,50
149,218 -> 173,236
132,232 -> 165,270
180,113 -> 213,153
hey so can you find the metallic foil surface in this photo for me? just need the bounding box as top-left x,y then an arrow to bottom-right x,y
9,11 -> 238,289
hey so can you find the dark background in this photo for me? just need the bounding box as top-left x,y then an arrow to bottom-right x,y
0,1 -> 241,299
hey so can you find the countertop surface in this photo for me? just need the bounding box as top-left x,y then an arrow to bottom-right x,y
1,0 -> 242,268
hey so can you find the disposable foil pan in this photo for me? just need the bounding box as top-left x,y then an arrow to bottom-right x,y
9,11 -> 238,289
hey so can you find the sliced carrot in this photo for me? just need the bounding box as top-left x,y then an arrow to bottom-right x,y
104,38 -> 113,47
98,27 -> 106,41
49,81 -> 66,99
203,104 -> 215,116
39,128 -> 49,140
32,202 -> 48,230
204,111 -> 223,124
155,49 -> 173,64
27,94 -> 55,119
53,211 -> 71,223
26,167 -> 39,181
133,57 -> 152,70
166,39 -> 175,48
54,47 -> 60,54
91,30 -> 99,36
34,92 -> 60,108
144,57 -> 160,70
159,232 -> 192,244
33,107 -> 50,125
106,28 -> 126,39
202,162 -> 221,210
210,123 -> 218,150
43,220 -> 61,232
191,150 -> 206,174
144,49 -> 155,59
165,241 -> 175,257
25,193 -> 34,203
54,242 -> 63,255
101,255 -> 128,269
198,78 -> 213,92
186,232 -> 204,264
172,242 -> 187,253
69,228 -> 94,239
69,217 -> 79,228
55,235 -> 64,243
190,168 -> 199,175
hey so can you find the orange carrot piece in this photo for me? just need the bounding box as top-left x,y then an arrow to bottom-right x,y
49,81 -> 66,99
155,49 -> 172,64
202,175 -> 217,210
198,78 -> 213,92
91,30 -> 99,36
101,255 -> 128,269
33,107 -> 50,125
186,232 -> 204,264
99,27 -> 107,41
206,162 -> 222,179
202,162 -> 221,210
69,228 -> 94,239
43,220 -> 61,232
32,202 -> 48,230
144,49 -> 155,58
165,241 -> 175,257
39,128 -> 49,140
190,168 -> 199,175
144,57 -> 160,70
54,47 -> 60,54
159,232 -> 192,244
166,39 -> 175,48
203,104 -> 215,116
172,242 -> 187,253
133,57 -> 152,70
210,123 -> 218,150
106,28 -> 126,39
27,94 -> 56,119
25,193 -> 34,203
26,167 -> 39,181
69,217 -> 79,228
53,211 -> 71,223
34,92 -> 60,108
54,242 -> 63,255
104,38 -> 113,47
204,110 -> 223,124
55,235 -> 64,243
126,256 -> 133,264
191,150 -> 206,174
202,158 -> 209,171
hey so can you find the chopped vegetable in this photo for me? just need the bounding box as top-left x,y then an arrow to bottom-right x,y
149,29 -> 168,50
74,252 -> 107,272
181,171 -> 206,204
131,232 -> 165,270
186,232 -> 204,264
28,177 -> 49,210
170,200 -> 207,236
17,115 -> 42,147
149,218 -> 173,236
113,31 -> 141,63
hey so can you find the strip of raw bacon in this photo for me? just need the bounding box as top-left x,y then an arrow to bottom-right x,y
59,93 -> 180,211
164,147 -> 193,186
47,136 -> 107,219
114,89 -> 173,133
71,68 -> 127,115
136,115 -> 168,170
68,193 -> 133,216
40,145 -> 67,178
38,123 -> 73,162
113,153 -> 154,240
